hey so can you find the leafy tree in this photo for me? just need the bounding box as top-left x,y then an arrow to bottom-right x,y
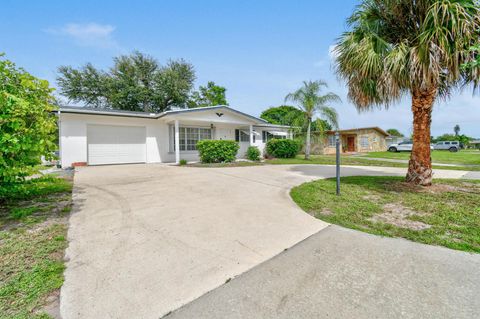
386,129 -> 404,137
188,81 -> 228,108
462,44 -> 480,72
260,105 -> 305,130
57,51 -> 195,113
334,0 -> 480,185
0,55 -> 57,190
454,124 -> 460,136
260,105 -> 332,132
433,133 -> 471,146
285,80 -> 341,160
311,118 -> 332,132
458,135 -> 471,147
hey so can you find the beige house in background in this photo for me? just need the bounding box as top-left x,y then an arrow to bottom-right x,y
323,127 -> 389,154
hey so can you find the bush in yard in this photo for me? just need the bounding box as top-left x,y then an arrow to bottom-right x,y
0,55 -> 57,197
246,146 -> 261,161
196,140 -> 239,163
266,139 -> 301,158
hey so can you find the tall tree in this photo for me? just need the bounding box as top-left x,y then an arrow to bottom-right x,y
335,0 -> 480,185
260,105 -> 304,127
454,124 -> 461,136
57,51 -> 195,113
285,80 -> 341,160
188,81 -> 228,108
260,105 -> 332,132
386,129 -> 404,137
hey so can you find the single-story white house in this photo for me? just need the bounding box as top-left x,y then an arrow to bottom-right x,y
57,105 -> 292,167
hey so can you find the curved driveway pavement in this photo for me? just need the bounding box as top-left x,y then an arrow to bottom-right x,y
60,164 -> 479,319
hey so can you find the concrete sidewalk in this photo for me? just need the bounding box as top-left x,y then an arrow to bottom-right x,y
168,225 -> 480,319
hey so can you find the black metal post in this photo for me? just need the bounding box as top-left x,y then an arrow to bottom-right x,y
335,131 -> 340,196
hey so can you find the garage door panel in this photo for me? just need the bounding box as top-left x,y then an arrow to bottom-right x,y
87,125 -> 146,165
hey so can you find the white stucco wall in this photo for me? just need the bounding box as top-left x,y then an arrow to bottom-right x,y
59,113 -> 169,167
59,109 -> 290,166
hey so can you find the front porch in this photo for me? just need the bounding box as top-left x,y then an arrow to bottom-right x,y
168,118 -> 291,163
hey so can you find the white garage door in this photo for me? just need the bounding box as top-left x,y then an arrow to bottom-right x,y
87,125 -> 146,165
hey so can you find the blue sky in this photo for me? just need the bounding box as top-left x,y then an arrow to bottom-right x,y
3,0 -> 480,137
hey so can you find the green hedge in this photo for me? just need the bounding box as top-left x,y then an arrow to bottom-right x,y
246,146 -> 261,161
266,139 -> 301,158
197,140 -> 239,163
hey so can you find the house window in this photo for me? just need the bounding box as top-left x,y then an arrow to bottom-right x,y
263,131 -> 287,142
171,126 -> 212,151
360,136 -> 369,148
235,129 -> 250,142
328,135 -> 336,147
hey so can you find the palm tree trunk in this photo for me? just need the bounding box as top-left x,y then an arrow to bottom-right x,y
406,88 -> 436,186
305,120 -> 312,160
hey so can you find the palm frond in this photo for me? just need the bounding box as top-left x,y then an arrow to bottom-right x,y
318,106 -> 339,130
285,80 -> 341,127
334,0 -> 480,108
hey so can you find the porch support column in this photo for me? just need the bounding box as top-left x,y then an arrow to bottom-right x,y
174,120 -> 180,164
249,125 -> 254,145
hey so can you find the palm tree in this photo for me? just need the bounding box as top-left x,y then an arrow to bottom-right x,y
285,80 -> 341,160
334,0 -> 480,186
454,124 -> 461,136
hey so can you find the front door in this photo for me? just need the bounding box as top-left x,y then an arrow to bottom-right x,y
347,136 -> 355,152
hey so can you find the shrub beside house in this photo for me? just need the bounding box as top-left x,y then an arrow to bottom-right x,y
266,139 -> 301,158
197,140 -> 239,163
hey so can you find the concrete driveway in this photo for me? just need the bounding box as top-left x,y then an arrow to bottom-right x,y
61,164 -> 479,319
62,164 -> 329,319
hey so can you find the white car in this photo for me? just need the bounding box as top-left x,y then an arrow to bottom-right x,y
434,141 -> 461,152
388,140 -> 434,152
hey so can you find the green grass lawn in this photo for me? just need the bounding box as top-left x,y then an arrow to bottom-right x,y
265,154 -> 480,171
0,176 -> 73,318
291,176 -> 480,253
363,150 -> 480,165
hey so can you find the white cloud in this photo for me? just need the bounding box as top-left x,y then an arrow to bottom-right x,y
328,44 -> 338,60
45,23 -> 118,49
314,44 -> 339,68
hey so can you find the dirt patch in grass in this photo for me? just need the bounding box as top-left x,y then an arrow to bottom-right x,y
319,208 -> 334,216
362,194 -> 381,201
383,180 -> 480,195
420,183 -> 480,194
0,198 -> 71,231
369,203 -> 431,231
